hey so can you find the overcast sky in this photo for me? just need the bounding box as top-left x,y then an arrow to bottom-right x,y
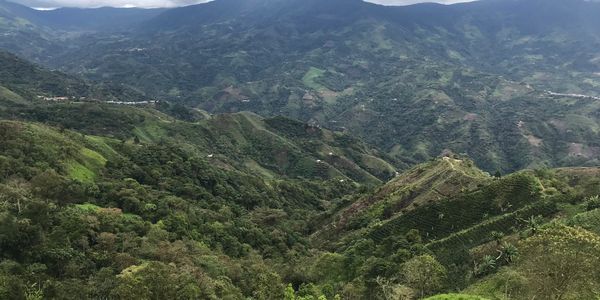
12,0 -> 475,9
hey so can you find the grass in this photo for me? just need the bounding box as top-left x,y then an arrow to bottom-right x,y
0,85 -> 26,104
425,294 -> 489,300
244,160 -> 276,179
66,160 -> 96,182
3,122 -> 108,183
360,154 -> 396,173
80,148 -> 107,169
84,135 -> 120,160
302,67 -> 326,90
67,148 -> 107,182
75,203 -> 102,212
133,122 -> 168,143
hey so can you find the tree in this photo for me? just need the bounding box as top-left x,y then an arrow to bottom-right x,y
30,170 -> 65,203
284,284 -> 295,300
585,195 -> 600,211
0,179 -> 30,214
376,277 -> 414,300
475,255 -> 496,276
494,170 -> 502,179
518,224 -> 600,299
498,242 -> 518,264
401,254 -> 447,298
311,252 -> 346,283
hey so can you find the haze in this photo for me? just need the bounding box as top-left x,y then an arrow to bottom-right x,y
16,0 -> 475,9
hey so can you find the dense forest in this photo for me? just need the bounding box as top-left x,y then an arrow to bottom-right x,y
0,98 -> 599,299
0,0 -> 600,299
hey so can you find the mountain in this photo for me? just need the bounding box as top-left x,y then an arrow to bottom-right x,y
0,48 -> 394,185
0,1 -> 57,59
2,98 -> 599,298
310,157 -> 600,296
0,0 -> 164,31
0,117 -> 357,298
10,0 -> 594,173
0,50 -> 148,107
0,0 -> 163,60
330,157 -> 492,235
0,49 -> 400,296
1,1 -> 600,299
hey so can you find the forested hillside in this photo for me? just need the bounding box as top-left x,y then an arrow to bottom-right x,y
0,0 -> 599,298
0,59 -> 598,297
2,0 -> 599,172
1,108 -> 599,298
0,50 -> 148,107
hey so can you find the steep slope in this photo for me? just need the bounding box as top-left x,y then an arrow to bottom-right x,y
0,0 -> 163,62
335,157 -> 491,231
312,157 -> 491,246
162,112 -> 398,184
308,157 -> 600,296
0,0 -> 59,60
2,116 -> 597,298
0,103 -> 399,299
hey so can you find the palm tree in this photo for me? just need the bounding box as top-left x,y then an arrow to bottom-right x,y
497,242 -> 518,263
476,255 -> 496,275
490,231 -> 504,246
523,215 -> 542,235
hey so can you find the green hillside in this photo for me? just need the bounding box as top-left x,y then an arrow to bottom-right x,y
0,50 -> 147,104
6,0 -> 593,173
0,115 -> 385,299
1,100 -> 398,184
1,104 -> 600,299
303,159 -> 600,299
0,0 -> 600,299
312,156 -> 491,246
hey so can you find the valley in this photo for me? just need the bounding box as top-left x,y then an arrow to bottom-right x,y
0,0 -> 599,299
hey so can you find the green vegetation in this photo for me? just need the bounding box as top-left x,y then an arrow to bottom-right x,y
303,67 -> 327,91
0,93 -> 600,299
1,102 -> 600,299
425,294 -> 488,300
3,0 -> 600,173
1,0 -> 600,298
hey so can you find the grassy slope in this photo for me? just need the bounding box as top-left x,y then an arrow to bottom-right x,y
0,85 -> 26,106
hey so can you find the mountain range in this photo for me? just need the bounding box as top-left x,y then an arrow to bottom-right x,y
2,0 -> 599,172
1,0 -> 600,299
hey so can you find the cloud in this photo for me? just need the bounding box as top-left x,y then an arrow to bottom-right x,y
16,0 -> 210,8
13,0 -> 475,9
368,0 -> 474,4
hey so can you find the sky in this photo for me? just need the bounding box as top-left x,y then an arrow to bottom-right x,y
12,0 -> 474,9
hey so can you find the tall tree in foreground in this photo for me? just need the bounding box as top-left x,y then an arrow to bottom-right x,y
401,254 -> 447,299
518,224 -> 600,299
